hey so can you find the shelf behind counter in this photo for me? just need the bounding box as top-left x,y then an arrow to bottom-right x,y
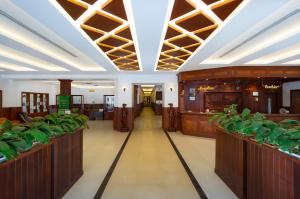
180,111 -> 300,138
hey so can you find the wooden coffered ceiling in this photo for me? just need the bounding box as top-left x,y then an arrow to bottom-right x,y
156,0 -> 243,71
56,0 -> 141,71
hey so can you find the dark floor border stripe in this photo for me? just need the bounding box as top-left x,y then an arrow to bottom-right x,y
164,130 -> 208,199
94,130 -> 132,199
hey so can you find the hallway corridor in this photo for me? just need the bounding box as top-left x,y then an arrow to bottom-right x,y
101,108 -> 199,199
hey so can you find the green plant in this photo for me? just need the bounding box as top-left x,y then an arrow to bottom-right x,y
0,112 -> 88,163
210,104 -> 300,156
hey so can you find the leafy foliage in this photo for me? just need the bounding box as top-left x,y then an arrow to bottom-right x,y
0,113 -> 88,162
210,104 -> 300,156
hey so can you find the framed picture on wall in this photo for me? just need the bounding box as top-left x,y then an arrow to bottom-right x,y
188,88 -> 196,101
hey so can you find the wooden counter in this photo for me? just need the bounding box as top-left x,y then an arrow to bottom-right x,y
180,112 -> 216,138
265,113 -> 300,122
180,112 -> 300,138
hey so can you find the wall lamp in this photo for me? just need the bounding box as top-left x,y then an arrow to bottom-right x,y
123,87 -> 126,92
170,87 -> 173,92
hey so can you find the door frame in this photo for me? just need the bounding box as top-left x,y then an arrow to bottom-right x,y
290,89 -> 300,113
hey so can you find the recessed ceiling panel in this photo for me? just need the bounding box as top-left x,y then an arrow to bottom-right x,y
155,0 -> 244,71
56,0 -> 141,71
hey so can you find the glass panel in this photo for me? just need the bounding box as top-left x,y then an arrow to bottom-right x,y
105,96 -> 114,112
43,94 -> 47,112
72,96 -> 82,104
29,94 -> 34,113
22,93 -> 27,112
36,94 -> 40,113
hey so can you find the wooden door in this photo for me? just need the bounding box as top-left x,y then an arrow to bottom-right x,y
291,90 -> 300,113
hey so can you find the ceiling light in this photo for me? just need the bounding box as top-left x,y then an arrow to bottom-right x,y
0,13 -> 105,71
0,61 -> 36,71
71,83 -> 114,89
142,88 -> 153,92
52,0 -> 142,71
0,44 -> 68,71
141,85 -> 155,87
155,0 -> 244,71
246,43 -> 300,65
283,59 -> 300,65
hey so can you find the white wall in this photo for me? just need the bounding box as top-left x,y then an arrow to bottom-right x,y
282,81 -> 300,107
71,87 -> 114,104
115,74 -> 178,107
0,79 -> 59,107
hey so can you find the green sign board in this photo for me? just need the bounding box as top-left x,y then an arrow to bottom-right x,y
57,95 -> 70,110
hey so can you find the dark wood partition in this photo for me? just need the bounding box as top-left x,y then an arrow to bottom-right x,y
0,144 -> 52,199
215,127 -> 246,199
51,129 -> 83,199
247,140 -> 299,199
216,126 -> 300,199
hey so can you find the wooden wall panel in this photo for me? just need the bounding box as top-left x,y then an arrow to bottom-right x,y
0,107 -> 22,121
59,79 -> 72,95
0,144 -> 52,199
152,103 -> 162,115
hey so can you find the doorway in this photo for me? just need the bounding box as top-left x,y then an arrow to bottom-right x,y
291,89 -> 300,113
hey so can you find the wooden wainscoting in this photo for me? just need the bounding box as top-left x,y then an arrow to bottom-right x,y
0,107 -> 22,120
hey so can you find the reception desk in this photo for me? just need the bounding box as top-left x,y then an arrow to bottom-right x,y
180,112 -> 216,138
180,111 -> 300,138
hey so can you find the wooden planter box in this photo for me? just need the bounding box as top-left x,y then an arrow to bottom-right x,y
246,139 -> 300,199
216,126 -> 300,199
215,127 -> 247,199
0,143 -> 52,199
51,128 -> 83,199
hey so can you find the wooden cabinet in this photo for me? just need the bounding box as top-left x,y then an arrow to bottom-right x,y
21,92 -> 49,116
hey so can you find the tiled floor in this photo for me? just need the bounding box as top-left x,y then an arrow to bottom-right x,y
64,108 -> 236,199
101,108 -> 199,199
169,133 -> 238,199
63,120 -> 127,199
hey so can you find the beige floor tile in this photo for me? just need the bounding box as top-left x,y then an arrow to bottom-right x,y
63,120 -> 128,199
102,108 -> 199,199
169,132 -> 238,199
